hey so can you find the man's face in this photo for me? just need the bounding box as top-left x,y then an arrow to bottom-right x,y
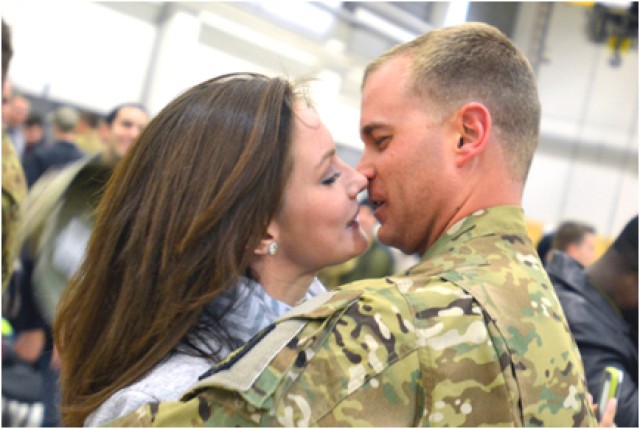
106,106 -> 149,158
570,232 -> 597,267
8,96 -> 29,126
25,124 -> 44,146
357,55 -> 459,256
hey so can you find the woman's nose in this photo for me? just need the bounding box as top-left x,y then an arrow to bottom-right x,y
348,167 -> 368,197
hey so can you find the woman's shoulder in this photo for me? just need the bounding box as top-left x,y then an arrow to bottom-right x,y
84,353 -> 213,426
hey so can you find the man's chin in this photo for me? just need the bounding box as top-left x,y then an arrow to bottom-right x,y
376,227 -> 398,249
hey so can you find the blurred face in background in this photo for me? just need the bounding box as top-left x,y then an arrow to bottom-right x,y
8,95 -> 29,127
24,123 -> 44,146
104,105 -> 149,158
569,232 -> 597,267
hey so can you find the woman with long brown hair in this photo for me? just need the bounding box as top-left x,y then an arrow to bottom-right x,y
53,73 -> 369,426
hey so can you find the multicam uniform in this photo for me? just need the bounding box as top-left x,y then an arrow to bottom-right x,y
112,206 -> 596,427
2,133 -> 27,290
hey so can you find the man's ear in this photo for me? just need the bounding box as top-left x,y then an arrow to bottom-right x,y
454,102 -> 491,168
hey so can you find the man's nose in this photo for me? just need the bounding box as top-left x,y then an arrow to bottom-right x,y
356,149 -> 375,179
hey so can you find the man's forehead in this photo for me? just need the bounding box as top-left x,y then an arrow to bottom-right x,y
115,106 -> 148,122
363,55 -> 411,94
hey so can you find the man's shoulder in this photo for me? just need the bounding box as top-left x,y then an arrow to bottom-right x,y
2,134 -> 27,201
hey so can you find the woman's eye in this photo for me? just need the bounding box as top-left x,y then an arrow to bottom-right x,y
322,172 -> 342,185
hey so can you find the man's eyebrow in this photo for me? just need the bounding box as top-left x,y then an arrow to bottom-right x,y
360,123 -> 385,138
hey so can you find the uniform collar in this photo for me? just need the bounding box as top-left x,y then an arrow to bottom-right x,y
422,205 -> 528,261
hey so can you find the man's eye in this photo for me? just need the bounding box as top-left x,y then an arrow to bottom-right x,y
322,172 -> 341,185
374,136 -> 390,146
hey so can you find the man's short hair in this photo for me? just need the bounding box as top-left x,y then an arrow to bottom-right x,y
363,22 -> 541,183
25,113 -> 44,128
536,232 -> 554,262
613,215 -> 638,271
50,106 -> 79,133
105,103 -> 147,126
552,221 -> 596,252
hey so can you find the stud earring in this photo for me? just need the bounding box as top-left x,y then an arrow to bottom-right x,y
267,242 -> 278,256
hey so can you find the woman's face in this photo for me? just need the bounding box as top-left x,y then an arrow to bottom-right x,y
270,103 -> 369,274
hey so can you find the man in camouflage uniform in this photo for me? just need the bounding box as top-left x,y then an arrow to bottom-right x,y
2,129 -> 26,291
2,19 -> 27,291
22,103 -> 149,324
113,23 -> 596,426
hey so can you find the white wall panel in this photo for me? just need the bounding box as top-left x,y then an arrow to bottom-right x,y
523,152 -> 572,226
530,2 -> 638,236
563,162 -> 628,234
538,3 -> 638,150
8,1 -> 155,113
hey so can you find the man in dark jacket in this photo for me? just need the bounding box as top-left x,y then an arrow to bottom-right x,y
22,106 -> 84,187
547,215 -> 638,427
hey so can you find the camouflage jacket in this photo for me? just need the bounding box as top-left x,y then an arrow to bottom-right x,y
2,132 -> 27,290
112,206 -> 596,427
21,153 -> 113,323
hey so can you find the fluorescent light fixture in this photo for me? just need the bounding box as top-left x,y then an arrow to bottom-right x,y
444,0 -> 470,27
256,1 -> 337,36
198,10 -> 318,66
354,8 -> 418,43
600,1 -> 633,9
325,38 -> 346,54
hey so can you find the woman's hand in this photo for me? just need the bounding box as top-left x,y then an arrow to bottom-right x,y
589,394 -> 617,427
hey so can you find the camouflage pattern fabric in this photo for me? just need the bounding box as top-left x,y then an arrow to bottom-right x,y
21,154 -> 113,323
74,131 -> 103,155
2,132 -> 27,290
319,239 -> 395,290
111,206 -> 597,427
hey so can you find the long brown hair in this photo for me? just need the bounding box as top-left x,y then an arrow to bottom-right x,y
53,73 -> 300,426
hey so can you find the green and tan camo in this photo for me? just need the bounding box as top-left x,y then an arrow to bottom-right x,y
111,206 -> 596,427
2,133 -> 27,290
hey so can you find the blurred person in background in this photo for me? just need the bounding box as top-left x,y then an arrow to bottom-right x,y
547,215 -> 638,427
22,113 -> 47,161
22,106 -> 84,187
22,102 -> 149,325
551,220 -> 597,268
52,73 -> 369,426
10,102 -> 148,427
2,18 -> 39,427
536,230 -> 554,265
74,110 -> 104,155
2,18 -> 27,291
4,91 -> 30,157
319,196 -> 395,289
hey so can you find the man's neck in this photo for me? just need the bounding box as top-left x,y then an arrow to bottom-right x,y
55,132 -> 74,142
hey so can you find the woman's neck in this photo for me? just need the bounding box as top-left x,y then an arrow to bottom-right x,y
254,265 -> 316,306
